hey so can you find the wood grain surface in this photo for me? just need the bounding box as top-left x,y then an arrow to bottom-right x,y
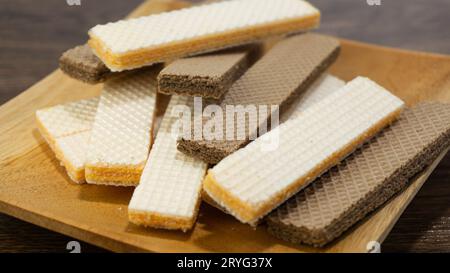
0,0 -> 450,253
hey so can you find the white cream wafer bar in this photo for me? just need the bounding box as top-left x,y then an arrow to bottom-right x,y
129,96 -> 208,231
202,73 -> 345,209
85,69 -> 159,186
281,73 -> 345,122
36,97 -> 99,183
203,77 -> 405,225
88,0 -> 320,72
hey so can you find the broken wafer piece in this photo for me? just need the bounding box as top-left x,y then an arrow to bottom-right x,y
202,73 -> 345,210
158,45 -> 261,99
85,69 -> 159,186
266,102 -> 450,247
178,33 -> 340,164
203,77 -> 405,225
129,96 -> 208,231
36,97 -> 99,183
59,0 -> 192,84
88,0 -> 320,72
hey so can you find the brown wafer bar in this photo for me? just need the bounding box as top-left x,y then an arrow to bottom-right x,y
158,45 -> 262,99
177,33 -> 340,164
59,45 -> 113,84
266,102 -> 450,247
58,0 -> 192,84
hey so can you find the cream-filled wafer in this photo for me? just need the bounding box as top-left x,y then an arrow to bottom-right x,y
203,77 -> 405,225
85,69 -> 159,186
178,34 -> 340,164
158,45 -> 261,99
36,97 -> 99,183
202,73 -> 345,209
88,0 -> 320,72
267,103 -> 450,247
129,96 -> 208,231
59,0 -> 192,84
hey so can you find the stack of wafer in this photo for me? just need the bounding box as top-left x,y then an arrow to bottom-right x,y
34,0 -> 450,248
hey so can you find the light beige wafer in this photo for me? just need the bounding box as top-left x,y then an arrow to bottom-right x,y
36,98 -> 99,183
129,95 -> 208,231
203,77 -> 405,225
202,73 -> 346,210
85,69 -> 159,186
88,0 -> 320,72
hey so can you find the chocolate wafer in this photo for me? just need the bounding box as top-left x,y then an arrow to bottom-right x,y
266,102 -> 450,247
177,33 -> 340,164
158,45 -> 261,99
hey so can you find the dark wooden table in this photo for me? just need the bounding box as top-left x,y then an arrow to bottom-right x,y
1,0 -> 449,253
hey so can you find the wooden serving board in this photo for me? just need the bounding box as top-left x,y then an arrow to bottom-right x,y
1,0 -> 450,253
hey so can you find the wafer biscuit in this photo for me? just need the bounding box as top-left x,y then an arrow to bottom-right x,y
36,97 -> 99,183
129,96 -> 208,231
158,45 -> 261,99
178,34 -> 340,164
88,0 -> 320,72
202,73 -> 345,210
266,102 -> 450,247
59,0 -> 192,83
85,69 -> 159,186
203,77 -> 405,225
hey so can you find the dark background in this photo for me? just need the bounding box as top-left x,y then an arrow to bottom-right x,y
1,0 -> 449,252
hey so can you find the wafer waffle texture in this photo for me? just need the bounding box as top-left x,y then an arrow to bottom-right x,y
88,0 -> 321,72
36,98 -> 99,183
202,73 -> 345,211
266,102 -> 450,247
177,33 -> 341,164
129,96 -> 208,231
85,69 -> 160,186
59,0 -> 192,84
158,45 -> 262,99
203,77 -> 405,226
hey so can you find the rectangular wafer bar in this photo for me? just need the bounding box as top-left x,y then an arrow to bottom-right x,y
85,69 -> 159,186
129,96 -> 208,231
266,102 -> 450,247
36,97 -> 99,183
158,45 -> 261,99
88,0 -> 320,72
202,73 -> 345,210
59,0 -> 192,84
203,77 -> 405,225
177,33 -> 341,164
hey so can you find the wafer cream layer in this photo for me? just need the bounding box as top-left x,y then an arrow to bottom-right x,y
177,33 -> 340,164
88,0 -> 320,71
85,69 -> 159,186
203,77 -> 405,225
36,98 -> 99,183
129,96 -> 208,231
267,103 -> 450,247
